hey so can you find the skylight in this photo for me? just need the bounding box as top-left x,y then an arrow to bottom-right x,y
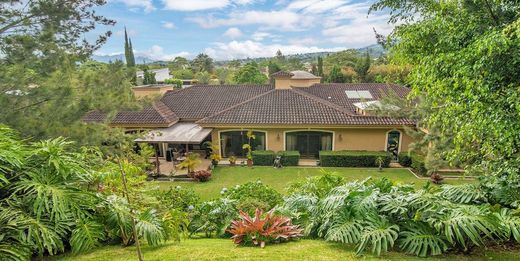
345,90 -> 373,99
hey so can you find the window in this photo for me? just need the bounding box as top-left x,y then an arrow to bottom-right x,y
345,90 -> 373,99
220,131 -> 266,157
286,131 -> 333,158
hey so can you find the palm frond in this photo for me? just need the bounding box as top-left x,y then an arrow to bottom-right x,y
70,219 -> 105,254
495,208 -> 520,242
399,222 -> 448,257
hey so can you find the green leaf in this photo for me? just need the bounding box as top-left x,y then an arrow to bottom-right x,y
399,222 -> 448,257
70,220 -> 105,254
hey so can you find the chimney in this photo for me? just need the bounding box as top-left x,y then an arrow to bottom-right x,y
270,71 -> 293,89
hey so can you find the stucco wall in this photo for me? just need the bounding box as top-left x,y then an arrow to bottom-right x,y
211,127 -> 414,157
132,87 -> 171,98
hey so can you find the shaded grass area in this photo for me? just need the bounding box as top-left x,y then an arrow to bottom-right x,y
50,238 -> 520,261
149,166 -> 475,200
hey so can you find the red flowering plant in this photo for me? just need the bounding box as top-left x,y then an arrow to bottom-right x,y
228,208 -> 303,248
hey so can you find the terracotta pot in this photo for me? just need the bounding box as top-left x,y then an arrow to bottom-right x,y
247,159 -> 253,167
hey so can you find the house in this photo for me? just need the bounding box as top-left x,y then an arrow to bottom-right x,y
136,68 -> 171,83
84,71 -> 415,161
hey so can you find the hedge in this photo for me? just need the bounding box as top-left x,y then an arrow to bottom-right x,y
411,154 -> 427,176
319,151 -> 392,167
277,151 -> 300,166
398,153 -> 412,167
252,150 -> 275,166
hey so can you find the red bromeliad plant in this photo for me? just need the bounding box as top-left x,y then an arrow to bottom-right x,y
228,208 -> 303,248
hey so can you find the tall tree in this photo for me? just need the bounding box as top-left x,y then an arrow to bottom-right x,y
234,62 -> 268,84
355,51 -> 371,82
326,66 -> 345,83
317,57 -> 324,77
124,28 -> 135,67
191,53 -> 214,72
371,0 -> 520,205
267,60 -> 282,75
275,49 -> 285,62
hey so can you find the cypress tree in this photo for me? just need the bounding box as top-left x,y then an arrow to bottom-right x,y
128,38 -> 136,67
317,57 -> 323,77
124,27 -> 131,66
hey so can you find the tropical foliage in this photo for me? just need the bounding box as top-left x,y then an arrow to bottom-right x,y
0,126 -> 188,260
280,173 -> 520,257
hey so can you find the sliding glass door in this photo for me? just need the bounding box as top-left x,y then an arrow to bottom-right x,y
220,131 -> 266,157
286,131 -> 333,158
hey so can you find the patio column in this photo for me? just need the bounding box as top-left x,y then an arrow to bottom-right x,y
154,143 -> 160,174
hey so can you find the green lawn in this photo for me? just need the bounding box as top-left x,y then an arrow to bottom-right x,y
148,166 -> 475,200
50,238 -> 520,261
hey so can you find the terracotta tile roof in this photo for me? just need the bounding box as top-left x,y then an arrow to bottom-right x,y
270,71 -> 294,78
111,101 -> 178,126
82,111 -> 107,123
299,83 -> 410,114
160,84 -> 274,119
196,89 -> 415,126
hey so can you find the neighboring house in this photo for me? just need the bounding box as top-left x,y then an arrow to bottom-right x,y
84,71 -> 415,160
132,84 -> 177,98
136,68 -> 171,83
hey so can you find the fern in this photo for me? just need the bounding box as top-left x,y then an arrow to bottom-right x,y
399,222 -> 448,257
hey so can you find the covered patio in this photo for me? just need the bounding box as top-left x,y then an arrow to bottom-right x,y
135,122 -> 213,175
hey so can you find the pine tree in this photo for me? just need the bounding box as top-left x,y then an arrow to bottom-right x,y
275,50 -> 285,62
317,57 -> 323,77
355,51 -> 371,82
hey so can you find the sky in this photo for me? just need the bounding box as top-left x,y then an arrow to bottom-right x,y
89,0 -> 394,61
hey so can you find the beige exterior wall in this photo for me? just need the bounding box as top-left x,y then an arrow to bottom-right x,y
210,127 -> 414,157
274,78 -> 292,89
132,87 -> 173,98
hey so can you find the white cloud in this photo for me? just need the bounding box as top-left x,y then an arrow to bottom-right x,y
204,40 -> 344,60
113,0 -> 155,13
251,31 -> 278,41
162,0 -> 255,11
321,3 -> 393,47
187,10 -> 312,31
162,21 -> 176,29
136,45 -> 190,61
287,0 -> 348,14
223,27 -> 243,39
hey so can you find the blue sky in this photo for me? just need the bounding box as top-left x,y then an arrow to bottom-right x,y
90,0 -> 393,60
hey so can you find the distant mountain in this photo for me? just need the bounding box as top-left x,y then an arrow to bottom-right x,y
91,54 -> 156,64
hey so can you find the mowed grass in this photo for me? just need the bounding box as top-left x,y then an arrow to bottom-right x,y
148,166 -> 475,200
50,238 -> 520,261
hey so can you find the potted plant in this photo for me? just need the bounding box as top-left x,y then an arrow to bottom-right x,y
229,155 -> 237,166
210,153 -> 221,166
242,144 -> 253,167
375,156 -> 385,172
242,130 -> 256,168
176,152 -> 201,174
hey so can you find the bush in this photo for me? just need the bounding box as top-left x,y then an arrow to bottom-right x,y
225,181 -> 283,215
189,198 -> 238,237
287,170 -> 344,197
228,209 -> 303,247
398,153 -> 412,167
411,154 -> 427,176
164,78 -> 183,88
155,186 -> 200,211
252,150 -> 275,166
278,151 -> 300,166
319,151 -> 392,167
192,170 -> 212,182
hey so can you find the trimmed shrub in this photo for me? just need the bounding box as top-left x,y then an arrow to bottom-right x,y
225,181 -> 283,215
278,151 -> 300,166
398,152 -> 412,167
252,150 -> 275,166
192,170 -> 212,182
411,154 -> 427,176
319,150 -> 392,167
